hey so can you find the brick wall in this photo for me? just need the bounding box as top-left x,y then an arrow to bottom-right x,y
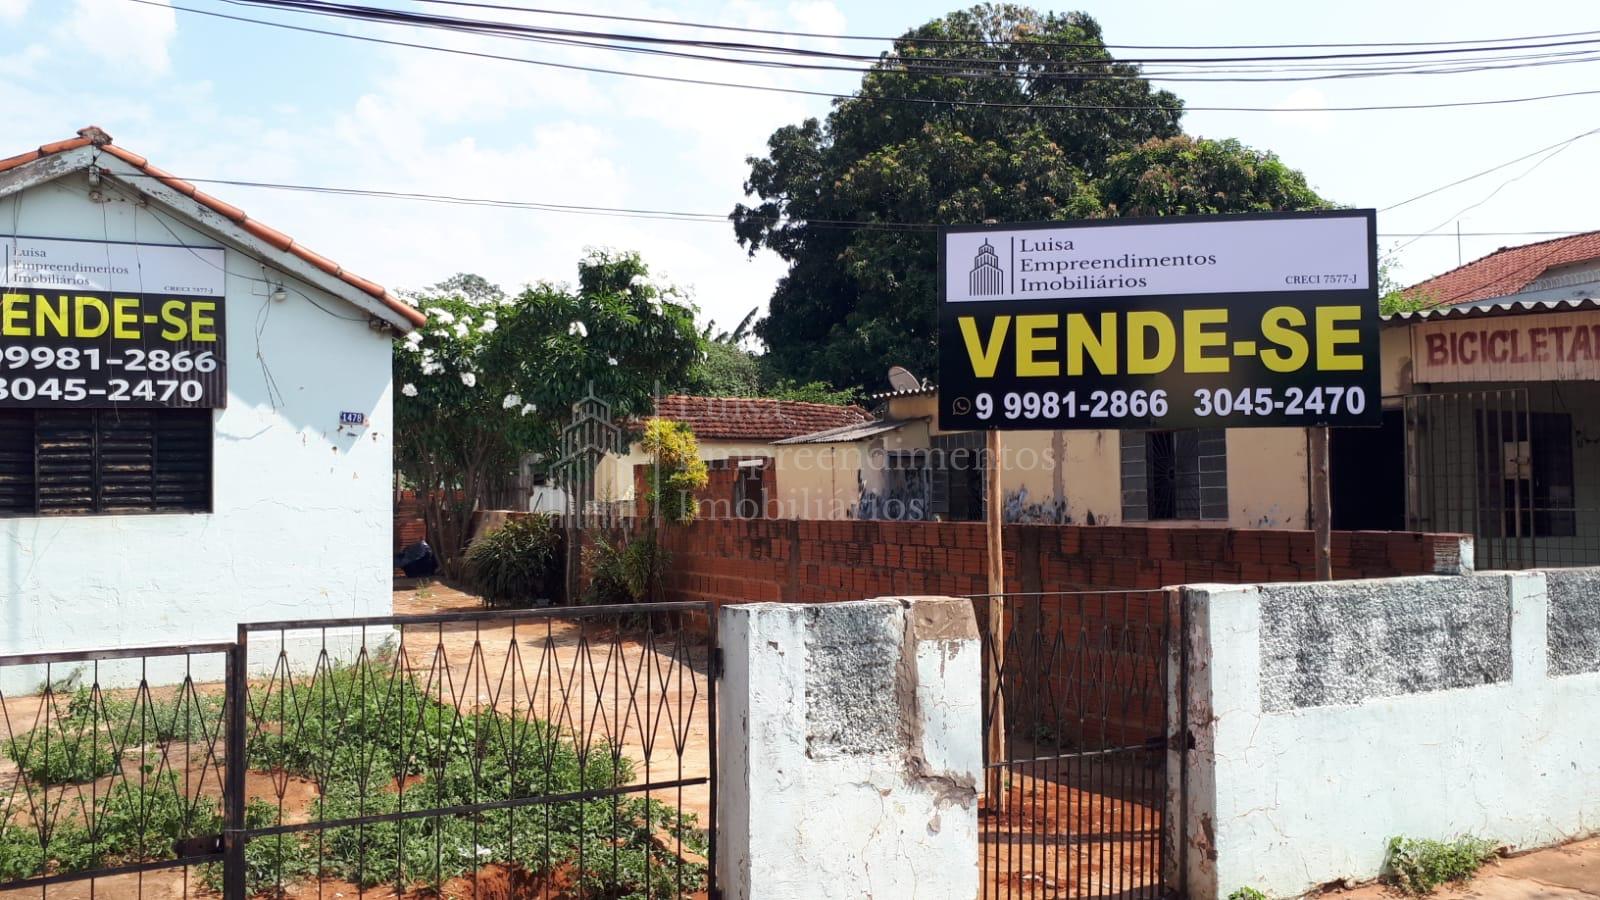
648,518 -> 1469,608
394,490 -> 426,554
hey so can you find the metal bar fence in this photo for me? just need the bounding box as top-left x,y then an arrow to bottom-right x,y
0,643 -> 232,899
232,602 -> 715,900
0,601 -> 715,900
973,590 -> 1173,900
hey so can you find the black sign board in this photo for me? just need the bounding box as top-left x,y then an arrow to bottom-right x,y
1,237 -> 227,408
937,210 -> 1380,431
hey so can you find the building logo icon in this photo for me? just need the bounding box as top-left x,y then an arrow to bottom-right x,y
969,240 -> 1004,296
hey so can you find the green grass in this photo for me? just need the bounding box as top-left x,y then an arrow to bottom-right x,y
1385,835 -> 1498,894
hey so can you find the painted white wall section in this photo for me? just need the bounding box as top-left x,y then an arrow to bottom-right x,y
718,597 -> 982,900
0,172 -> 394,684
1176,570 -> 1600,899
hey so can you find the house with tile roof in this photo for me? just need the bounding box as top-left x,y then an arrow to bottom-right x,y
581,395 -> 872,519
0,127 -> 420,673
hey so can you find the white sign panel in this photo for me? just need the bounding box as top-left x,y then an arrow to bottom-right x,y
943,215 -> 1371,303
3,237 -> 225,296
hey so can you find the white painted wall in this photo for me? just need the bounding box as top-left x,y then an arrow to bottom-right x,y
718,597 -> 983,899
1175,571 -> 1600,899
0,173 -> 394,687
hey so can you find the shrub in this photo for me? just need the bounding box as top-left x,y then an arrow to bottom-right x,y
1385,835 -> 1498,894
4,725 -> 121,785
1228,889 -> 1269,900
467,514 -> 560,607
639,418 -> 708,524
584,534 -> 665,605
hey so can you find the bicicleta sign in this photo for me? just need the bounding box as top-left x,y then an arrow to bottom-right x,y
0,236 -> 227,408
937,210 -> 1380,430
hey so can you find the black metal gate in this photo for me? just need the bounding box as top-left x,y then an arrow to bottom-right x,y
0,601 -> 716,899
976,590 -> 1179,900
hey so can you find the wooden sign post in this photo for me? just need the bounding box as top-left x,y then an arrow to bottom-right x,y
1310,426 -> 1333,580
984,428 -> 1006,809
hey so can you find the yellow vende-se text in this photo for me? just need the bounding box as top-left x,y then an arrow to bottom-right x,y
957,305 -> 1363,378
0,293 -> 219,342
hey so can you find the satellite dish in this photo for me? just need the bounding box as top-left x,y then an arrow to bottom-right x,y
887,366 -> 921,392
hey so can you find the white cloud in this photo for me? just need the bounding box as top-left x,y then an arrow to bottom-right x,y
0,0 -> 30,22
61,0 -> 176,76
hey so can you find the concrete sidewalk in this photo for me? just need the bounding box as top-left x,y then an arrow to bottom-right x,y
1322,837 -> 1600,899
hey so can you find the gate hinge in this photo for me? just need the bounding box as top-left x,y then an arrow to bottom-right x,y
710,647 -> 724,680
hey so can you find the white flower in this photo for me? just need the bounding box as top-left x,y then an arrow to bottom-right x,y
431,308 -> 456,325
404,331 -> 423,346
432,329 -> 450,340
568,320 -> 587,338
521,403 -> 537,416
607,356 -> 618,366
460,371 -> 477,388
629,274 -> 649,288
453,322 -> 468,338
421,361 -> 442,375
479,317 -> 497,333
401,383 -> 418,397
502,393 -> 522,410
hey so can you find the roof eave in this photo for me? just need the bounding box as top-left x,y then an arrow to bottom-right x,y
0,146 -> 422,334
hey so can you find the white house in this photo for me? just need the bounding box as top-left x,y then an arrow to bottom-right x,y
0,127 -> 422,678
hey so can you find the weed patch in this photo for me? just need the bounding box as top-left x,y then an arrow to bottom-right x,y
1385,835 -> 1498,894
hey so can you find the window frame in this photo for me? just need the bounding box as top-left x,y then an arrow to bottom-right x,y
0,408 -> 214,518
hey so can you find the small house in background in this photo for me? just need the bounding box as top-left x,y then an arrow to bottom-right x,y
0,127 -> 420,676
594,395 -> 871,519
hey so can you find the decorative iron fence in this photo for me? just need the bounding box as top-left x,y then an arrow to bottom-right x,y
0,602 -> 716,900
975,590 -> 1178,900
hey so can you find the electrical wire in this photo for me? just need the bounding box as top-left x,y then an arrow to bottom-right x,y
102,170 -> 1599,242
1381,125 -> 1600,212
134,0 -> 1600,114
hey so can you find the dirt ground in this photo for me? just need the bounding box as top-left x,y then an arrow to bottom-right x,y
1317,835 -> 1600,900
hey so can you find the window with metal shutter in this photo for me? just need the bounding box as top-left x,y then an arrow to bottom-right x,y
0,410 -> 212,516
0,411 -> 33,514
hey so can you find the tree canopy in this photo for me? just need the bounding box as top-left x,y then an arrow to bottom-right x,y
732,3 -> 1330,392
395,252 -> 701,568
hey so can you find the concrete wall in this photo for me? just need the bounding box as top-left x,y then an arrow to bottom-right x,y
0,170 -> 393,684
718,597 -> 982,899
1175,568 -> 1600,899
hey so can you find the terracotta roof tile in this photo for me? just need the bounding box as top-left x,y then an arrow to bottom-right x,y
649,395 -> 873,442
1404,230 -> 1600,306
0,126 -> 425,329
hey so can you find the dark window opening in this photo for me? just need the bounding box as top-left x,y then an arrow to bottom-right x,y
1477,410 -> 1575,538
930,433 -> 985,522
733,462 -> 765,519
0,409 -> 212,517
1122,428 -> 1227,522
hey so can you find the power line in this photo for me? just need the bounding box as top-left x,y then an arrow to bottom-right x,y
223,0 -> 1600,69
212,0 -> 1600,85
104,169 -> 1597,242
135,0 -> 1600,114
1381,125 -> 1600,212
403,0 -> 1600,54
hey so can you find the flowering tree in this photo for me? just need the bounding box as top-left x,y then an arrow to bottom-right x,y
394,251 -> 702,574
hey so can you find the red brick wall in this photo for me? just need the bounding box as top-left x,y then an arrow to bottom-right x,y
394,490 -> 426,554
649,518 -> 1468,608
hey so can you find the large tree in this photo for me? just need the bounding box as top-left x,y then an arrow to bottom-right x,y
395,252 -> 701,571
733,4 -> 1328,391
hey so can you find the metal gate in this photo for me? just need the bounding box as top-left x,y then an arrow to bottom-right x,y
0,602 -> 716,899
975,590 -> 1178,899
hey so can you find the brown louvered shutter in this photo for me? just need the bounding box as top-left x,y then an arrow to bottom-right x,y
154,410 -> 211,511
34,411 -> 97,515
0,411 -> 33,514
97,411 -> 158,513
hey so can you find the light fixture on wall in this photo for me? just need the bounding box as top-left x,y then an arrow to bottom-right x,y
270,284 -> 287,303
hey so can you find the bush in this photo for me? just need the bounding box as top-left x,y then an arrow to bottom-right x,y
584,534 -> 665,605
1385,835 -> 1498,894
1228,889 -> 1269,900
242,660 -> 706,896
467,514 -> 560,606
4,725 -> 121,785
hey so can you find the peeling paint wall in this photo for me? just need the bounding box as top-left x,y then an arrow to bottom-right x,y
1176,569 -> 1600,899
0,175 -> 393,683
718,597 -> 982,899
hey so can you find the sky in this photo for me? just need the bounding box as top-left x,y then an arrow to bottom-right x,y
3,0 -> 1598,353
